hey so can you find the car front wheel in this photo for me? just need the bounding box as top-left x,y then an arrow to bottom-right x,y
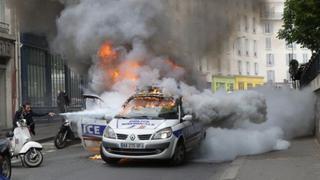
170,141 -> 186,166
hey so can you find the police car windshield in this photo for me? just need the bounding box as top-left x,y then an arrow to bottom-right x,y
116,96 -> 178,119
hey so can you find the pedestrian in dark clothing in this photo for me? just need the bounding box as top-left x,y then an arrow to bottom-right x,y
13,102 -> 55,135
57,91 -> 70,113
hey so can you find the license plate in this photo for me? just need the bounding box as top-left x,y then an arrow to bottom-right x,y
120,143 -> 144,149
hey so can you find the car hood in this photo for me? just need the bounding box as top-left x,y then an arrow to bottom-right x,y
114,119 -> 177,130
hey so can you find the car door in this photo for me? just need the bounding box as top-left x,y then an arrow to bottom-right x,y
186,119 -> 204,150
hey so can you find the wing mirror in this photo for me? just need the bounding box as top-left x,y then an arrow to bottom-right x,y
182,114 -> 193,121
103,115 -> 113,124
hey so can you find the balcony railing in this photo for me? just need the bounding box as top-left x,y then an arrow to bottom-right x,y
261,12 -> 283,20
0,22 -> 9,34
300,53 -> 320,87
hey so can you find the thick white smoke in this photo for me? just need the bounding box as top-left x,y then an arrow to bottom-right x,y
192,86 -> 315,162
196,127 -> 290,162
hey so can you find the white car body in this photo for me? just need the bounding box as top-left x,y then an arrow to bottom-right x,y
100,92 -> 205,161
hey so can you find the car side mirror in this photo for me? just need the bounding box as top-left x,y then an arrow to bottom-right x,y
104,115 -> 113,124
182,114 -> 193,121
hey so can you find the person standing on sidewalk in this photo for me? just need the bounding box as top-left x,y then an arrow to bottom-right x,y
57,90 -> 70,113
13,102 -> 55,135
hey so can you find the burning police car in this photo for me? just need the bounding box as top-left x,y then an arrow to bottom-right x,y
100,87 -> 206,165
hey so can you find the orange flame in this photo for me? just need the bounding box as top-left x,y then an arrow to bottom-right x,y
89,154 -> 102,160
117,61 -> 140,82
96,41 -> 185,90
97,42 -> 141,89
98,42 -> 117,59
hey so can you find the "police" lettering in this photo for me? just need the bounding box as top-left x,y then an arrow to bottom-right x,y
82,124 -> 106,136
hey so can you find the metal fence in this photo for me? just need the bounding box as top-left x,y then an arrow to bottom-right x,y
21,33 -> 86,113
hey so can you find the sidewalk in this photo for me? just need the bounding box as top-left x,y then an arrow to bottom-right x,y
226,138 -> 320,180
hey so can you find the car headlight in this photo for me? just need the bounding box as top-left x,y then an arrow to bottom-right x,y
152,127 -> 172,140
103,126 -> 116,139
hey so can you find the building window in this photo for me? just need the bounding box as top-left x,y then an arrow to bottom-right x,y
245,39 -> 249,56
254,62 -> 259,75
265,37 -> 272,50
303,53 -> 309,63
237,39 -> 242,56
237,14 -> 241,32
252,17 -> 256,33
286,53 -> 297,65
264,22 -> 273,34
247,83 -> 253,89
246,62 -> 250,75
238,60 -> 242,75
244,16 -> 248,32
253,40 -> 257,57
266,54 -> 274,67
267,70 -> 275,82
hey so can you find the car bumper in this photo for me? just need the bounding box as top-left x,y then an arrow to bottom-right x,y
101,137 -> 177,159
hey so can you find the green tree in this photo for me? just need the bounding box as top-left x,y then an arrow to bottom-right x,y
278,0 -> 320,52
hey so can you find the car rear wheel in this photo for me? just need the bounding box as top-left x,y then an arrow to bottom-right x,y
100,145 -> 120,165
170,141 -> 186,166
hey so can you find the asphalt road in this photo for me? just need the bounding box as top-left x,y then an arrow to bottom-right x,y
11,138 -> 320,180
11,142 -> 229,180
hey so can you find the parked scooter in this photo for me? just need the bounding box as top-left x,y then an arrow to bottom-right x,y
54,119 -> 75,149
7,119 -> 43,168
0,139 -> 11,179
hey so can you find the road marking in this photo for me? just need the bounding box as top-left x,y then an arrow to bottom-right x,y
218,158 -> 245,180
220,165 -> 240,180
46,150 -> 56,153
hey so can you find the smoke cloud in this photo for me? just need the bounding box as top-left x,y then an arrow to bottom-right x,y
10,0 -> 266,89
8,0 -> 65,37
192,86 -> 315,162
196,127 -> 290,162
12,0 -> 316,163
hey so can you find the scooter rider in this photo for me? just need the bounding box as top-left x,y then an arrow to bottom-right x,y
13,102 -> 55,135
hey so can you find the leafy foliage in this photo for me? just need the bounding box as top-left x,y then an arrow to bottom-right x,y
278,0 -> 320,52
